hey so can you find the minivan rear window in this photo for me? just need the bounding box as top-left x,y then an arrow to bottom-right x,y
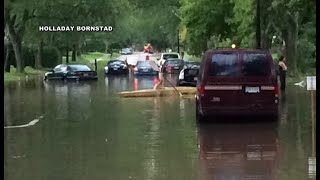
209,54 -> 239,76
163,54 -> 179,59
242,53 -> 269,76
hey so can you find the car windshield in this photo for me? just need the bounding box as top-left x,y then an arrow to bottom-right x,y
109,60 -> 124,65
185,61 -> 200,68
122,48 -> 130,52
242,53 -> 270,76
209,53 -> 239,77
163,54 -> 179,59
68,65 -> 91,71
137,61 -> 150,67
53,65 -> 62,71
185,69 -> 199,76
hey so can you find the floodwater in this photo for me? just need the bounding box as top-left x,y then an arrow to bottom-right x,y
4,73 -> 316,180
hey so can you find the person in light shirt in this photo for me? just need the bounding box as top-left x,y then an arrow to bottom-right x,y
278,55 -> 288,91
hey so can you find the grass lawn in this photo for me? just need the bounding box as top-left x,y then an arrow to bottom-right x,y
4,66 -> 46,82
4,52 -> 119,82
62,51 -> 120,71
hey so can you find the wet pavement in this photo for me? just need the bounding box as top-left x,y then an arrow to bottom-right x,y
4,65 -> 316,180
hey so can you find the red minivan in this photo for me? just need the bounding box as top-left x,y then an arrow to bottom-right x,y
195,49 -> 279,120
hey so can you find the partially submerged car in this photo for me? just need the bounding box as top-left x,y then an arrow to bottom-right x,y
44,64 -> 97,81
104,60 -> 129,75
157,52 -> 180,66
162,58 -> 184,74
177,61 -> 200,86
133,61 -> 158,76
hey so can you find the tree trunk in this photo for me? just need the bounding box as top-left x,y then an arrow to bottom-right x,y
104,41 -> 109,54
261,31 -> 270,50
66,46 -> 69,64
72,44 -> 76,62
6,22 -> 24,73
4,45 -> 11,72
35,40 -> 43,69
285,29 -> 298,74
77,42 -> 82,57
11,37 -> 24,73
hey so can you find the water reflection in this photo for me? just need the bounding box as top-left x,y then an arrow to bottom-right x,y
133,76 -> 158,90
105,75 -> 158,92
197,121 -> 279,180
104,75 -> 132,93
4,79 -> 45,126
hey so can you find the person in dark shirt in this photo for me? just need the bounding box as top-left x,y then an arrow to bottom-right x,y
278,55 -> 288,91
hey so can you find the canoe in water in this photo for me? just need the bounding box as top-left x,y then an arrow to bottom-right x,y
119,87 -> 197,97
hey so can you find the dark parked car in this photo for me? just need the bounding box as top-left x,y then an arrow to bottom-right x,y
162,58 -> 184,74
133,61 -> 158,76
177,62 -> 200,86
104,60 -> 129,75
196,49 -> 279,121
44,64 -> 97,81
121,48 -> 133,55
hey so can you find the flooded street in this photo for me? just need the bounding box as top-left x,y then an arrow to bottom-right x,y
4,73 -> 316,180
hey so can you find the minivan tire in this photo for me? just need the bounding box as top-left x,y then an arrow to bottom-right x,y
196,102 -> 205,122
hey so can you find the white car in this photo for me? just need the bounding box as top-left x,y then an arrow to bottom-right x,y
157,52 -> 181,66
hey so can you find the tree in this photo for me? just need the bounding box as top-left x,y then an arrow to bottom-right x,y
179,0 -> 234,56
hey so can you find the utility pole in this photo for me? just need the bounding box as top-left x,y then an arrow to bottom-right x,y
256,0 -> 261,49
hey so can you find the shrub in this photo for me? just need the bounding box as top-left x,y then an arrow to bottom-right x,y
41,47 -> 59,68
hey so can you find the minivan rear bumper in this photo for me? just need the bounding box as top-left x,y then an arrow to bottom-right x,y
200,105 -> 279,117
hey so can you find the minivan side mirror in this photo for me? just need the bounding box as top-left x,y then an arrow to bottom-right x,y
50,69 -> 55,73
157,58 -> 160,60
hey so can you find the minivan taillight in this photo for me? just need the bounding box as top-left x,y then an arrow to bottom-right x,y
274,84 -> 279,97
199,84 -> 205,96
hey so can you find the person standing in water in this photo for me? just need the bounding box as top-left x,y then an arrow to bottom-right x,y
153,65 -> 164,90
278,55 -> 288,91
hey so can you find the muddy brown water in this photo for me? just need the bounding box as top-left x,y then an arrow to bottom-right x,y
4,74 -> 316,180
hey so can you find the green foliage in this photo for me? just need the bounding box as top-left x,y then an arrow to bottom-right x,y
84,40 -> 105,53
179,0 -> 234,55
207,35 -> 232,49
41,47 -> 59,68
5,0 -> 315,75
178,0 -> 315,75
229,0 -> 255,47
